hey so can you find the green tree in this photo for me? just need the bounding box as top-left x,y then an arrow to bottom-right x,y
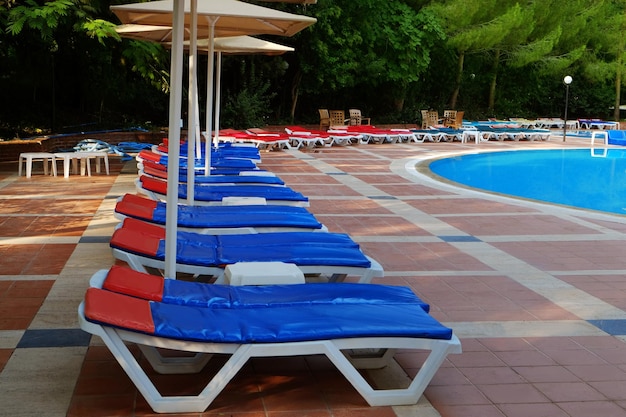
292,0 -> 444,119
583,0 -> 626,121
426,0 -> 525,110
2,0 -> 168,133
428,0 -> 602,116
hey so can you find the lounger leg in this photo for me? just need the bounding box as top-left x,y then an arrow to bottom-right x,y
138,345 -> 213,374
328,273 -> 347,283
99,327 -> 253,413
345,348 -> 397,369
326,336 -> 462,406
112,249 -> 150,273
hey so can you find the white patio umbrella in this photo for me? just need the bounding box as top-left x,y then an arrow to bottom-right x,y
112,0 -> 314,153
115,23 -> 213,42
116,26 -> 295,153
117,25 -> 295,177
172,36 -> 295,151
111,0 -> 315,278
111,0 -> 316,39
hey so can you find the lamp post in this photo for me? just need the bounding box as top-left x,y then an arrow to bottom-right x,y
563,75 -> 573,142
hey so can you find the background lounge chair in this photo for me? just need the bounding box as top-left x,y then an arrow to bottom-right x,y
349,109 -> 371,126
330,110 -> 349,128
318,109 -> 331,131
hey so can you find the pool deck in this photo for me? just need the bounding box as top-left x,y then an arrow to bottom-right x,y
2,136 -> 626,416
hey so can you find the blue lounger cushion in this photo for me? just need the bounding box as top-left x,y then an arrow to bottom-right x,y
118,217 -> 354,248
84,287 -> 452,343
139,175 -> 309,203
189,175 -> 283,185
216,245 -> 369,267
139,150 -> 258,169
180,184 -> 308,202
216,232 -> 358,248
141,160 -> 264,177
155,144 -> 261,160
115,194 -> 323,230
110,218 -> 373,269
142,157 -> 278,185
608,130 -> 626,146
99,265 -> 429,311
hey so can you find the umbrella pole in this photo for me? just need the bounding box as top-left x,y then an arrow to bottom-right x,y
186,0 -> 198,205
164,0 -> 185,279
213,51 -> 222,146
195,82 -> 202,158
204,17 -> 218,176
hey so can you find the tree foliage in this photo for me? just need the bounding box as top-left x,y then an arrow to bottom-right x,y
1,0 -> 168,136
294,0 -> 444,115
1,0 -> 626,138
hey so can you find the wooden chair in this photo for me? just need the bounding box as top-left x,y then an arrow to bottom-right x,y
319,109 -> 330,131
329,110 -> 348,127
446,111 -> 465,129
426,111 -> 440,128
421,110 -> 430,129
348,109 -> 371,126
443,110 -> 457,127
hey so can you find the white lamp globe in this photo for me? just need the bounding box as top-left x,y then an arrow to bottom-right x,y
563,75 -> 573,85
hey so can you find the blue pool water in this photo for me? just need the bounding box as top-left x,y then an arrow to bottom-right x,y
429,148 -> 626,215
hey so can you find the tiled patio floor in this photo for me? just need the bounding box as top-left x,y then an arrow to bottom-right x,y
2,136 -> 626,416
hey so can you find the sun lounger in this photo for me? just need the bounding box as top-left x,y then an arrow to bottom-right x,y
578,119 -> 619,130
341,125 -> 403,144
282,126 -> 326,149
115,193 -> 325,233
435,127 -> 464,142
410,129 -> 446,143
136,175 -> 310,207
390,128 -> 422,143
110,217 -> 384,283
218,129 -> 291,150
508,118 -> 538,129
92,265 -> 428,310
607,130 -> 626,146
79,267 -> 461,413
162,137 -> 260,152
284,126 -> 355,147
535,118 -> 580,130
138,159 -> 271,178
140,162 -> 285,185
472,125 -> 552,142
154,142 -> 262,162
137,149 -> 258,170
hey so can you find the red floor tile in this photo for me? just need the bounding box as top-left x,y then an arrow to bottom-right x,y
7,141 -> 626,417
0,280 -> 53,330
0,349 -> 13,373
317,215 -> 430,236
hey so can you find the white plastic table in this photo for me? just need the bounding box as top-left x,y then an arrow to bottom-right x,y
18,152 -> 57,178
54,152 -> 110,178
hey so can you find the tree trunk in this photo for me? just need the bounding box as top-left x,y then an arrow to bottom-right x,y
393,98 -> 404,112
290,70 -> 302,122
615,49 -> 622,122
488,49 -> 500,115
615,71 -> 621,122
449,51 -> 465,109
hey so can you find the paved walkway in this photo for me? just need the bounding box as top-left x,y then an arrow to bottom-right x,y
1,136 -> 626,416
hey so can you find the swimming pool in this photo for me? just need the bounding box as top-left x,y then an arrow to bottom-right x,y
429,148 -> 626,216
